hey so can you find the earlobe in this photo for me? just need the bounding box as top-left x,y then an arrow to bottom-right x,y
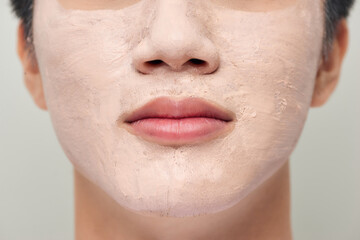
17,22 -> 47,111
311,19 -> 349,108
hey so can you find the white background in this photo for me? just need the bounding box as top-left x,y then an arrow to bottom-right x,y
0,1 -> 359,239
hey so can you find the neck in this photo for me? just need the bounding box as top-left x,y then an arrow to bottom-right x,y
74,160 -> 292,240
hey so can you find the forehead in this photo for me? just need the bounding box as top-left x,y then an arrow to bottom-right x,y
55,0 -> 303,12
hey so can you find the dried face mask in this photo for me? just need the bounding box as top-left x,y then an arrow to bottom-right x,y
33,0 -> 324,217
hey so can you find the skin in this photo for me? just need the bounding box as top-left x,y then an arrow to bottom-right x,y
16,0 -> 349,239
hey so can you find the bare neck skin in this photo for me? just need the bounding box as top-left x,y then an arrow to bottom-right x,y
74,160 -> 291,240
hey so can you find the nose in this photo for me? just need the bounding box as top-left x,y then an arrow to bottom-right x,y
132,0 -> 220,75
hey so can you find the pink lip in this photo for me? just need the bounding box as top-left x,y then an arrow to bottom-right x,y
120,97 -> 235,146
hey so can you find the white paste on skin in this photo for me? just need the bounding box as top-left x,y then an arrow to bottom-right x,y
33,0 -> 324,217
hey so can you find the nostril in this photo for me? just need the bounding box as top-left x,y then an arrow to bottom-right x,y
189,58 -> 207,66
146,59 -> 164,66
139,58 -> 213,73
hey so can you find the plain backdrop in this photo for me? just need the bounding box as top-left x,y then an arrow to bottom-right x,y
0,1 -> 359,239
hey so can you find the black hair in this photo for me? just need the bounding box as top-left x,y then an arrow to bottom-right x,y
9,0 -> 356,56
324,0 -> 356,55
10,0 -> 33,45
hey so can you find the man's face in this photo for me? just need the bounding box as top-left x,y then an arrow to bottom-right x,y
32,0 -> 324,217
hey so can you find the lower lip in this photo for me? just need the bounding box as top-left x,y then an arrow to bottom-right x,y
125,117 -> 232,146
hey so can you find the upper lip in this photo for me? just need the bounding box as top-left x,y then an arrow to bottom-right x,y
123,97 -> 235,123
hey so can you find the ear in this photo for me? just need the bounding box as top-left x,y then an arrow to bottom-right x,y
311,19 -> 349,107
17,22 -> 47,111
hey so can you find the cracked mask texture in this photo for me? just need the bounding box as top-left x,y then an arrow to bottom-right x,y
33,0 -> 324,217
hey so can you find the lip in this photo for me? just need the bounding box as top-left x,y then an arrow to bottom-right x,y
119,97 -> 236,147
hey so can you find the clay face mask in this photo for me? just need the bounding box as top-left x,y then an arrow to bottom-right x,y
33,0 -> 324,217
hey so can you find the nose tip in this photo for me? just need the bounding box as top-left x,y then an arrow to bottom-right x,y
131,1 -> 220,75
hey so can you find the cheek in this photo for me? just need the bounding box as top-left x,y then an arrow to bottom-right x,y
34,14 -> 137,176
212,7 -> 323,156
35,5 -> 139,124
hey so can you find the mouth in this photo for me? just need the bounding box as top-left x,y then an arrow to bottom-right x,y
119,97 -> 236,147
